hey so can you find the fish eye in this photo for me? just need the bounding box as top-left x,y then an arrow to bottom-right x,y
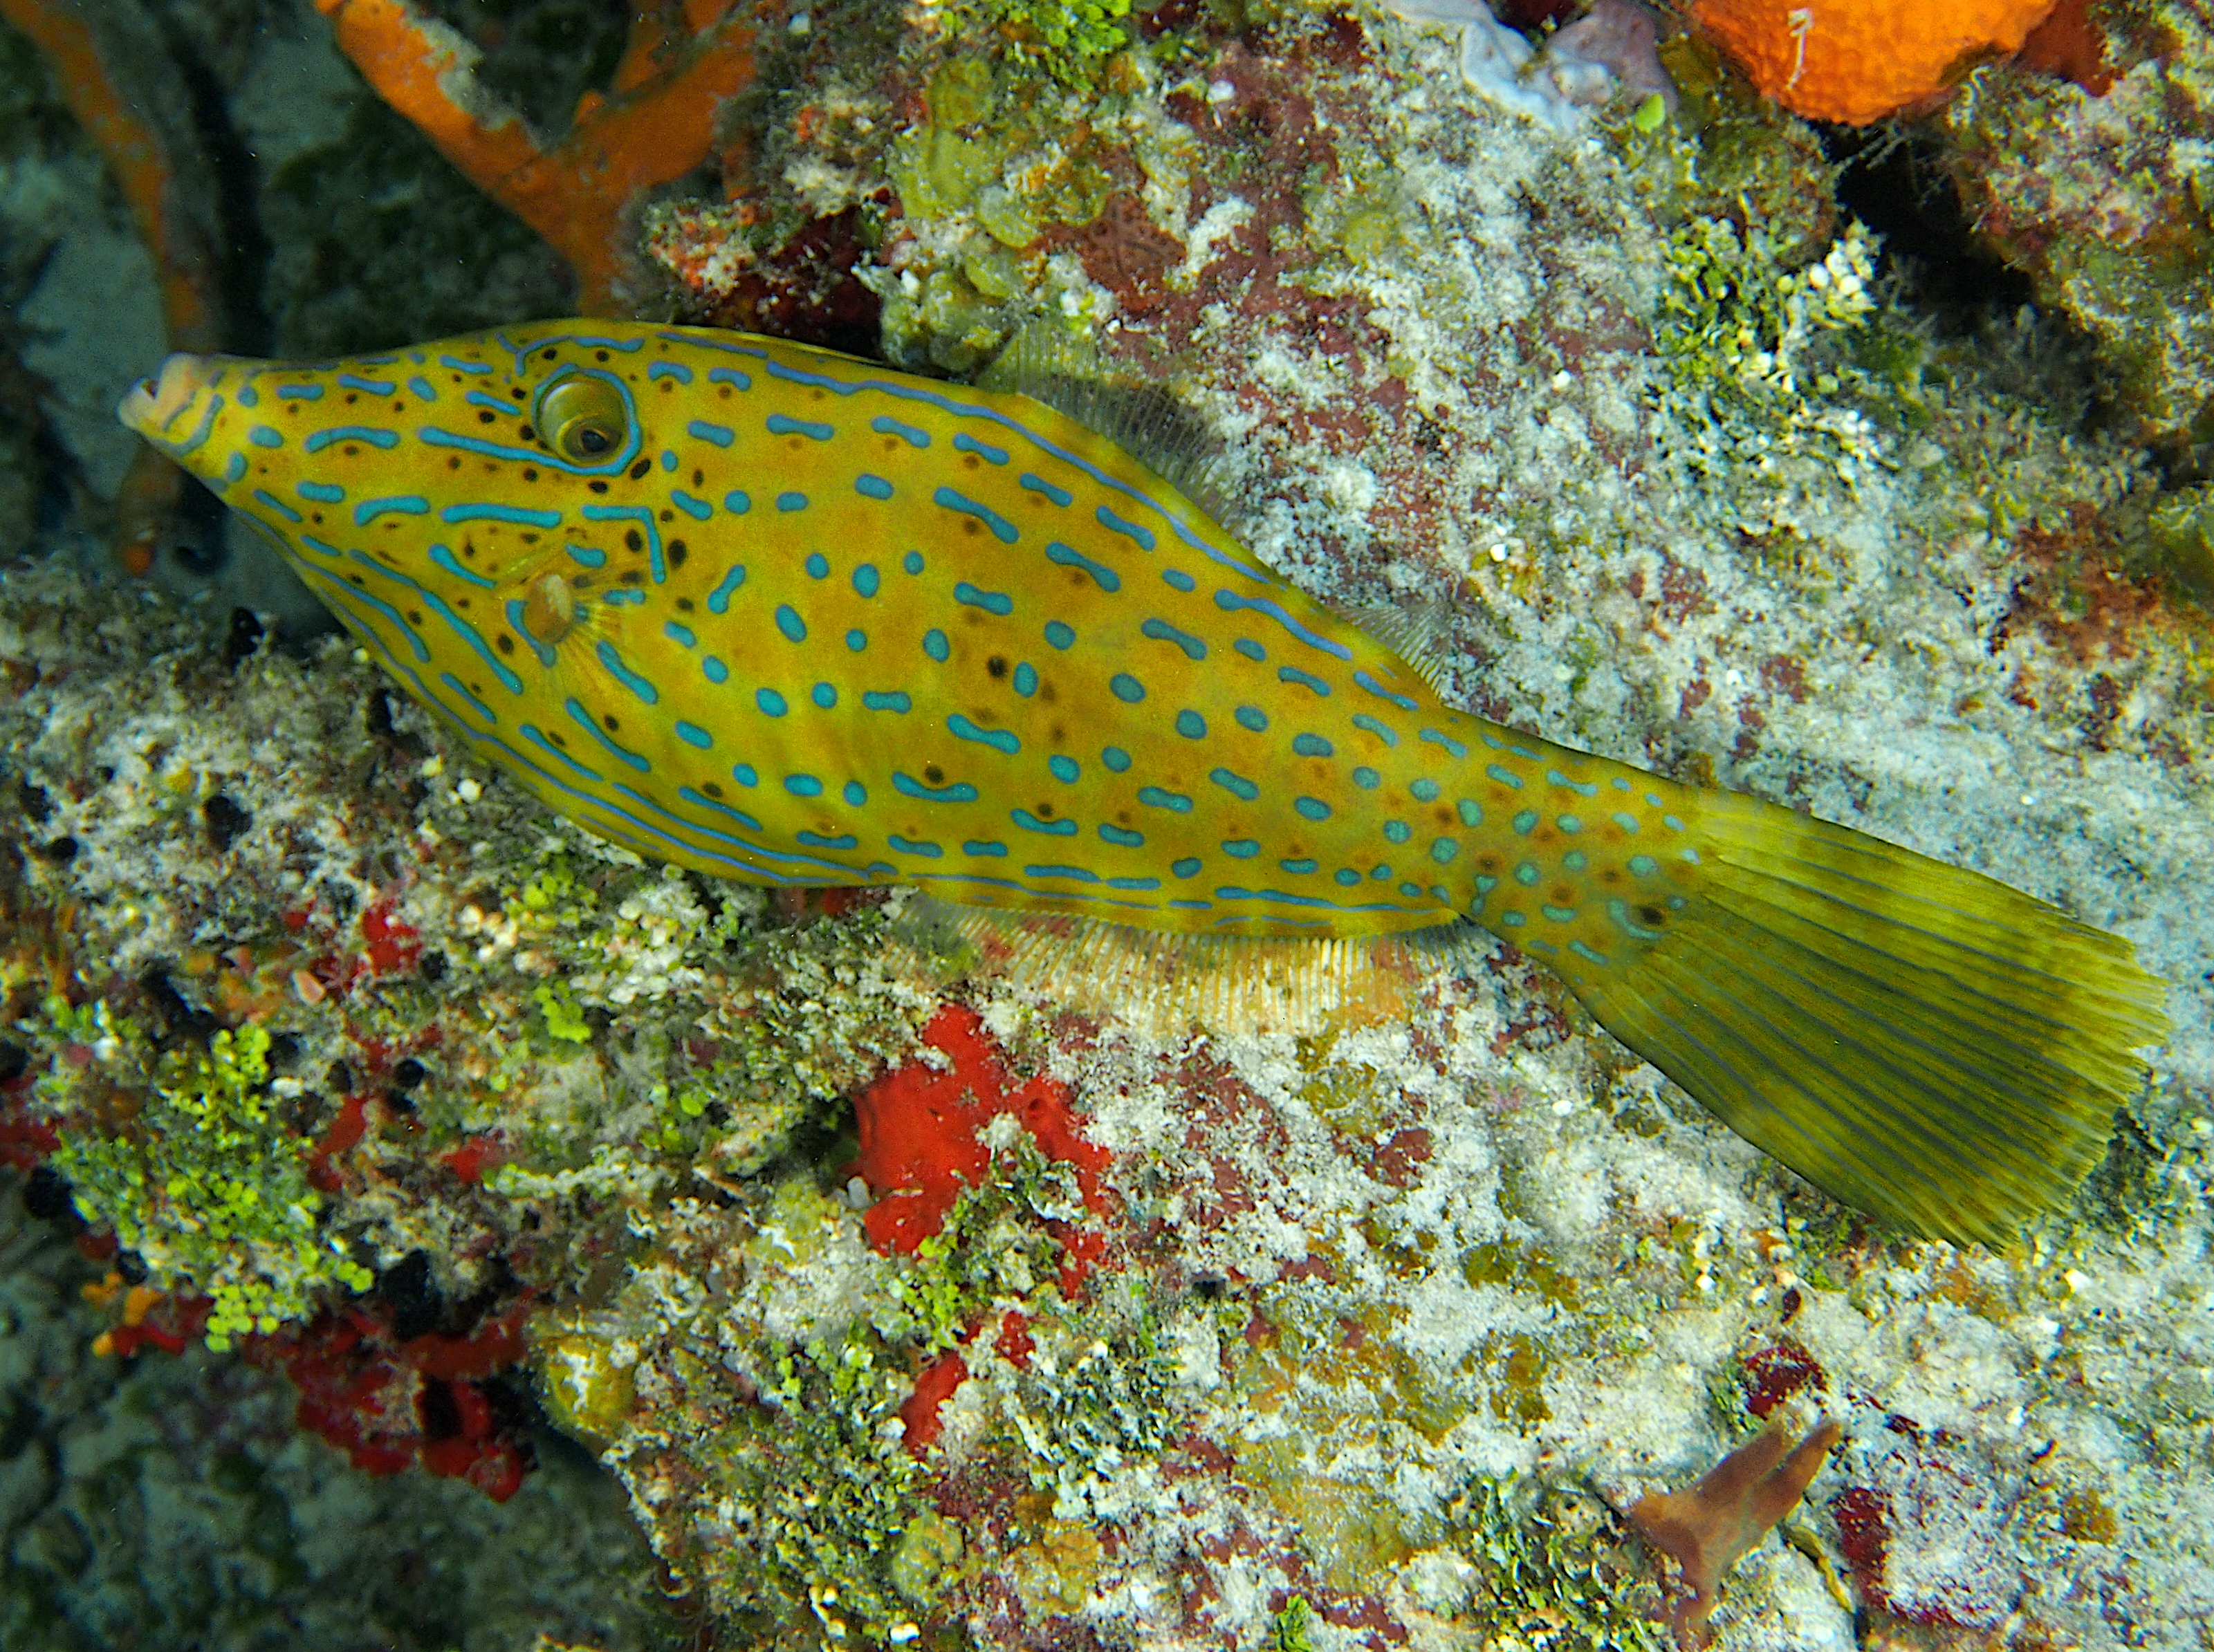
533,371 -> 630,465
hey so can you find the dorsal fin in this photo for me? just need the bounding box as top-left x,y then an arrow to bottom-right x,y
1343,600 -> 1459,692
978,321 -> 1244,535
892,895 -> 1490,1039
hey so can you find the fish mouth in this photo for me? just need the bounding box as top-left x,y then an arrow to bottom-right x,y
116,353 -> 224,454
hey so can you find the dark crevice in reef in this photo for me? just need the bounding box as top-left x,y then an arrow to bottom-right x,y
1824,126 -> 2033,332
1825,122 -> 2123,443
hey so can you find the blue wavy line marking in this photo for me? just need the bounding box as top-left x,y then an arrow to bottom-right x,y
439,356 -> 494,374
681,788 -> 764,832
1011,808 -> 1077,837
670,338 -> 1325,604
298,481 -> 346,504
1277,665 -> 1331,697
1350,713 -> 1397,746
893,771 -> 979,803
1141,617 -> 1207,660
687,419 -> 734,447
580,503 -> 665,583
595,641 -> 661,705
338,374 -> 396,395
954,432 -> 1008,464
649,361 -> 694,384
1095,505 -> 1154,550
869,414 -> 928,446
933,486 -> 1017,544
253,490 -> 302,523
356,495 -> 430,525
670,490 -> 712,520
346,548 -> 523,691
304,426 -> 401,453
1214,590 -> 1353,662
1044,541 -> 1120,591
291,562 -> 430,664
948,714 -> 1019,754
309,562 -> 846,884
566,697 -> 649,771
163,391 -> 225,459
767,413 -> 833,440
522,724 -> 600,781
441,501 -> 562,529
274,383 -> 324,400
429,544 -> 497,589
1021,473 -> 1072,506
439,672 -> 498,725
953,582 -> 1013,615
1353,669 -> 1419,711
495,331 -> 644,375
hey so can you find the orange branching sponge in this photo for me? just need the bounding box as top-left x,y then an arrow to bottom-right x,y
0,0 -> 223,575
1627,1418 -> 1845,1648
1685,0 -> 2059,125
313,0 -> 761,313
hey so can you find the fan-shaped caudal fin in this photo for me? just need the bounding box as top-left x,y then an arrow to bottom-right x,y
1565,790 -> 2168,1244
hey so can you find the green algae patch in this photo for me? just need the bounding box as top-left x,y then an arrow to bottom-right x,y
39,1001 -> 372,1351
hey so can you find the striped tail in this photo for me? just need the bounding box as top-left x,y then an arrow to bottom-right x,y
1540,788 -> 2168,1245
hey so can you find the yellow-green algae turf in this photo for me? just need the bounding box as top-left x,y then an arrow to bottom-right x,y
37,1000 -> 372,1351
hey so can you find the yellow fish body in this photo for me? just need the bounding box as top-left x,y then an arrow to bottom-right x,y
120,322 -> 2168,1243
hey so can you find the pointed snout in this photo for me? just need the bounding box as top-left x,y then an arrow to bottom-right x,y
118,352 -> 215,437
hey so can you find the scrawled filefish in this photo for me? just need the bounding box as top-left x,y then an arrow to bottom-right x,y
118,322 -> 2168,1243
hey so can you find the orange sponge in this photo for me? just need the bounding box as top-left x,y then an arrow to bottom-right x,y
1686,0 -> 2058,124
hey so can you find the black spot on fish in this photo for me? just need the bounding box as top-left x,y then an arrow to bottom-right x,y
448,456 -> 462,469
588,479 -> 608,494
986,656 -> 1008,679
1639,903 -> 1666,927
406,609 -> 424,626
478,410 -> 497,423
344,393 -> 358,405
675,596 -> 694,612
629,458 -> 652,480
344,445 -> 360,456
924,764 -> 944,784
658,380 -> 675,393
546,729 -> 567,748
703,781 -> 724,799
619,568 -> 645,586
496,634 -> 515,655
595,350 -> 609,362
542,348 -> 558,361
604,714 -> 620,732
522,467 -> 538,482
719,385 -> 732,398
1035,801 -> 1055,818
511,387 -> 526,400
963,454 -> 980,470
960,521 -> 979,536
520,425 -> 537,443
625,528 -> 643,553
668,540 -> 688,568
461,540 -> 477,558
658,509 -> 674,523
691,468 -> 703,486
